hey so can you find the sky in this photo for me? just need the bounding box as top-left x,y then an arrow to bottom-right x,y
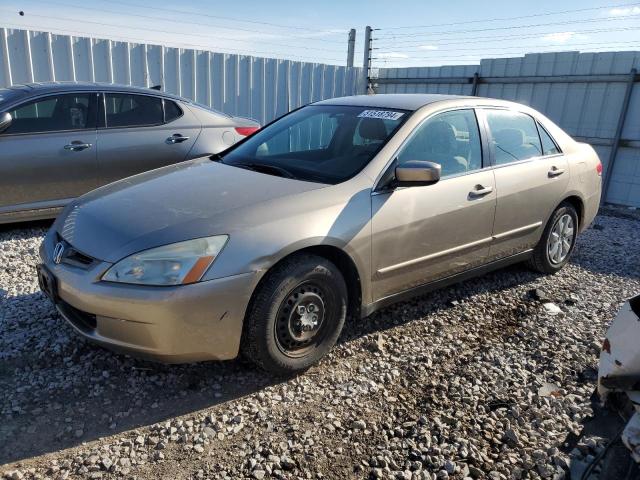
1,0 -> 639,68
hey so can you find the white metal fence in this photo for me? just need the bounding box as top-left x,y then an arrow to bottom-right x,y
375,51 -> 640,207
0,28 -> 365,125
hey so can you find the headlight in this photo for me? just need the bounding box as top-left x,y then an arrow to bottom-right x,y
102,235 -> 228,286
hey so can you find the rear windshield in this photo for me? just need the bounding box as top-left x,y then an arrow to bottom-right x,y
220,105 -> 409,184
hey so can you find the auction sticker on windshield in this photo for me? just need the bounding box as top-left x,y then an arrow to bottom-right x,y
358,110 -> 405,120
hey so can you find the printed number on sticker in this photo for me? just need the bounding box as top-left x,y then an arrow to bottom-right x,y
357,110 -> 404,120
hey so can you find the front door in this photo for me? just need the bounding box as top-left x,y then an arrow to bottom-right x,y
96,93 -> 201,186
0,92 -> 98,214
480,108 -> 570,261
371,109 -> 497,301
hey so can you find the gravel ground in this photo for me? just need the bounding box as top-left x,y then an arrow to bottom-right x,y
1,208 -> 639,480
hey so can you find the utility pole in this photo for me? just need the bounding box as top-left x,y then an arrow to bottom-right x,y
347,29 -> 356,67
362,25 -> 372,94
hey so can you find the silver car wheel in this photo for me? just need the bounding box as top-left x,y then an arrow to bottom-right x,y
547,213 -> 574,265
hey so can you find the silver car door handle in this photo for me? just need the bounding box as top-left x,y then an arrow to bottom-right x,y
548,167 -> 565,177
64,142 -> 92,151
469,185 -> 493,198
166,134 -> 190,144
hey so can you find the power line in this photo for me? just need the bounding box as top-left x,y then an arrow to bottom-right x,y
373,46 -> 640,63
375,40 -> 640,55
374,26 -> 639,48
375,13 -> 640,38
0,22 -> 347,64
6,6 -> 348,48
379,1 -> 640,30
374,45 -> 640,61
106,0 -> 351,33
0,9 -> 348,54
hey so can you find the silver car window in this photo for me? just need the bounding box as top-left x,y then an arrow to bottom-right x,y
104,93 -> 163,128
3,93 -> 96,135
537,122 -> 561,156
485,110 -> 543,165
397,109 -> 482,178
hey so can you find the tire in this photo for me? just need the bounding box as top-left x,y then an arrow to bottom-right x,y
527,202 -> 579,274
241,254 -> 348,375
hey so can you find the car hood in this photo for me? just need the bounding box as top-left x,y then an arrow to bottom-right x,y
56,158 -> 326,262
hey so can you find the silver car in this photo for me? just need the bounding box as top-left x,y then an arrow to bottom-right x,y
0,82 -> 259,223
37,94 -> 602,374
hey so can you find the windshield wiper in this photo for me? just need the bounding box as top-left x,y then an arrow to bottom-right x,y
209,153 -> 224,162
235,162 -> 297,179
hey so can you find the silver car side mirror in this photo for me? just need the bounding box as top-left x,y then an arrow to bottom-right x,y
395,160 -> 441,187
0,112 -> 12,133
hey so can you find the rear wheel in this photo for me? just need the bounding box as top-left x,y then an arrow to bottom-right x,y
527,202 -> 578,273
241,254 -> 347,375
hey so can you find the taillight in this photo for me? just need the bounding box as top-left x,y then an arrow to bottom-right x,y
235,126 -> 260,137
596,161 -> 603,176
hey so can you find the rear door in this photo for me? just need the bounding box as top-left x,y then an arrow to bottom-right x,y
481,108 -> 569,261
96,93 -> 201,186
0,92 -> 98,214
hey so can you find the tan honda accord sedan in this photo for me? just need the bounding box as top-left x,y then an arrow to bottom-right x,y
37,94 -> 602,374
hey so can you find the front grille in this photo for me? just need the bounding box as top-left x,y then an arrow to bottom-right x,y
57,299 -> 97,332
54,234 -> 97,269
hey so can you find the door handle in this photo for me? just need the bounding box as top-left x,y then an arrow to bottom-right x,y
548,166 -> 565,177
469,184 -> 493,198
166,134 -> 190,144
64,141 -> 92,151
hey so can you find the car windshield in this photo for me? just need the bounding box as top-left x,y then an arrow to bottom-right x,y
220,105 -> 409,184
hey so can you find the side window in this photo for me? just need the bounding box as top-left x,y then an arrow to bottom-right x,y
397,109 -> 482,177
4,93 -> 95,135
538,123 -> 561,155
104,94 -> 163,128
164,100 -> 182,123
485,110 -> 542,165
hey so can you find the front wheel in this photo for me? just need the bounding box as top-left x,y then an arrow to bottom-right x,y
241,254 -> 347,375
527,202 -> 578,274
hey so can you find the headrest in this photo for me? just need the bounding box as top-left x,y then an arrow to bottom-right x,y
494,128 -> 524,148
424,120 -> 456,144
358,118 -> 387,141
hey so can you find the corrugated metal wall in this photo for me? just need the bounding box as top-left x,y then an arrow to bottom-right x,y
0,28 -> 365,125
377,51 -> 640,207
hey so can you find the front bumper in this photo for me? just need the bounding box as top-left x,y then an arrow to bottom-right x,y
39,232 -> 259,363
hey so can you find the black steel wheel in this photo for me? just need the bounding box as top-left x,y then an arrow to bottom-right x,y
241,254 -> 347,375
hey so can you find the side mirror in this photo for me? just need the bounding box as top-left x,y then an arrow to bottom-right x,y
394,160 -> 441,187
0,112 -> 12,133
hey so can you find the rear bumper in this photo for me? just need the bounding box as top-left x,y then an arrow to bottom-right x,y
582,186 -> 601,231
39,231 -> 259,363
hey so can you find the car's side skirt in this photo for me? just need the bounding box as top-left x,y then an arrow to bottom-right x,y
361,250 -> 533,318
0,199 -> 70,224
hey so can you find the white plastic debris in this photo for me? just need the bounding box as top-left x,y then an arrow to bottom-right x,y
598,294 -> 640,463
622,409 -> 640,463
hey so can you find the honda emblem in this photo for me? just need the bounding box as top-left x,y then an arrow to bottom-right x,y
53,242 -> 65,264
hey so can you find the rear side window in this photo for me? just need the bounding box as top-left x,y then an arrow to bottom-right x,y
538,123 -> 561,155
104,94 -> 163,128
485,110 -> 542,165
3,93 -> 95,134
164,100 -> 182,123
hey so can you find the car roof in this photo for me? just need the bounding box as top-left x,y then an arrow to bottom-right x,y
313,94 -> 476,111
4,81 -> 187,101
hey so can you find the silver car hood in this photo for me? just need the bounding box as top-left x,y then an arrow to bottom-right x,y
56,158 -> 326,262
